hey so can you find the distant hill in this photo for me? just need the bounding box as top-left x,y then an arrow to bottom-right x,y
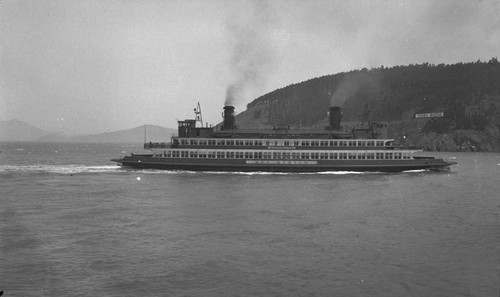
0,120 -> 176,143
236,59 -> 500,151
0,119 -> 51,141
37,132 -> 71,142
69,125 -> 176,143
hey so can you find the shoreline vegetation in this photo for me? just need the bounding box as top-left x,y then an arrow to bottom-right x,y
238,59 -> 500,152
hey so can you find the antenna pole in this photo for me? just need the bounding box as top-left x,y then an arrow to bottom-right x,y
194,102 -> 204,127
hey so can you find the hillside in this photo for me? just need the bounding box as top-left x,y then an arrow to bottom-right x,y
0,119 -> 51,141
69,125 -> 176,143
0,120 -> 176,144
236,59 -> 500,151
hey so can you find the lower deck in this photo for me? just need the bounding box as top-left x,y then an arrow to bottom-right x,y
149,148 -> 418,161
113,155 -> 455,172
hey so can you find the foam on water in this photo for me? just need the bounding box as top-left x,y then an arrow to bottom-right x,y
402,169 -> 426,173
0,164 -> 123,174
130,169 -> 382,176
0,164 -> 431,176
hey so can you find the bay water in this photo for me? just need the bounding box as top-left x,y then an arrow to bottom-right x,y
0,142 -> 498,296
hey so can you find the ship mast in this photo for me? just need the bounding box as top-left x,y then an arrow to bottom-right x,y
194,102 -> 204,127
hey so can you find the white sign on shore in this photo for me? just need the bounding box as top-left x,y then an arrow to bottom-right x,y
415,112 -> 444,119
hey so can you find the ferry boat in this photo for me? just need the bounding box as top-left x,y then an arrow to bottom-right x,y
112,104 -> 457,172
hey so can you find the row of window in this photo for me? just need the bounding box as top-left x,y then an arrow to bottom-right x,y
155,150 -> 412,160
176,138 -> 391,147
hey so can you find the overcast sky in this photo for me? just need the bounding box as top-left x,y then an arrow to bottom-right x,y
1,0 -> 499,134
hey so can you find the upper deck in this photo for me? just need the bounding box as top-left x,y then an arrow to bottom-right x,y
176,105 -> 388,139
145,137 -> 400,151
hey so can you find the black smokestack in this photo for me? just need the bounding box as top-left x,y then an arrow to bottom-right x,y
329,106 -> 342,130
222,106 -> 235,130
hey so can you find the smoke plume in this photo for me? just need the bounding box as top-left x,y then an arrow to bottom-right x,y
224,1 -> 278,106
330,71 -> 381,106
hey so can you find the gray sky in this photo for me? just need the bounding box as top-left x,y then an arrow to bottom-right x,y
1,0 -> 499,134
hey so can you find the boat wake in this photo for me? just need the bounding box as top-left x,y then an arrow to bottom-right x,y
402,169 -> 426,173
0,164 -> 123,175
129,170 -> 383,176
130,169 -> 433,176
0,165 -> 431,176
